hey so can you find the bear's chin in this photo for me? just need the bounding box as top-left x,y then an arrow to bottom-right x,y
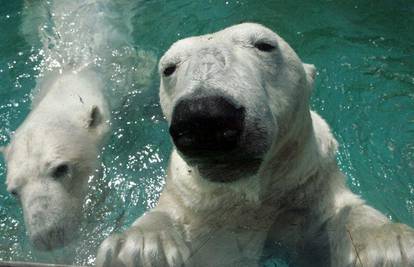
193,158 -> 262,183
25,203 -> 81,250
30,224 -> 78,251
29,218 -> 80,251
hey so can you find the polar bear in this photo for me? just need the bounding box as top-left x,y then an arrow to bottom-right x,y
96,23 -> 414,266
0,0 -> 156,252
1,68 -> 110,250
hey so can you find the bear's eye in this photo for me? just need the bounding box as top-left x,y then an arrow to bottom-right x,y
163,65 -> 177,77
52,164 -> 70,179
254,42 -> 276,52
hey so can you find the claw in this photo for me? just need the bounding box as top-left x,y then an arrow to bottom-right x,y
96,234 -> 124,267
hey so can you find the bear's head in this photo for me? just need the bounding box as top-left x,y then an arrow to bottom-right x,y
159,23 -> 316,183
0,101 -> 105,250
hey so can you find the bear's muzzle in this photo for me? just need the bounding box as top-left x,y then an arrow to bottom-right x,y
169,95 -> 245,159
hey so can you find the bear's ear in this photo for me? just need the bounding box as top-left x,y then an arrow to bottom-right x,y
303,63 -> 316,90
87,105 -> 103,129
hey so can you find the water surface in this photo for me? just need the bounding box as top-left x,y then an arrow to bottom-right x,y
0,0 -> 413,265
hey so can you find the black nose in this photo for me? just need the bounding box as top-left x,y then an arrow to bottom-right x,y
169,96 -> 245,157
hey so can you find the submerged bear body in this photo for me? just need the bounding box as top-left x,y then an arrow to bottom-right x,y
2,69 -> 110,250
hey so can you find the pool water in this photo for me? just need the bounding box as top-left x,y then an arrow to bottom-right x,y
0,0 -> 413,266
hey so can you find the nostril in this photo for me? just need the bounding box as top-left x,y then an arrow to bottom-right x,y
223,129 -> 239,139
7,185 -> 19,198
10,189 -> 18,197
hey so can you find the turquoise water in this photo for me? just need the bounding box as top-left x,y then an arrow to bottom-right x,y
0,0 -> 413,265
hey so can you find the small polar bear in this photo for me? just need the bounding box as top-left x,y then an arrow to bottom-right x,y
1,68 -> 110,250
97,23 -> 414,266
1,0 -> 156,252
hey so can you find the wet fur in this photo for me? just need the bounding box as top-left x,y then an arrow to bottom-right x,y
97,23 -> 414,267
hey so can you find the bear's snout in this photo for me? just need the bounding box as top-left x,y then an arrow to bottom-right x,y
31,225 -> 68,251
28,209 -> 79,250
169,95 -> 245,158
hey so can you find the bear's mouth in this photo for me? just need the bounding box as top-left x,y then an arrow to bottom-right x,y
31,226 -> 70,250
24,195 -> 81,250
28,215 -> 79,251
194,157 -> 262,183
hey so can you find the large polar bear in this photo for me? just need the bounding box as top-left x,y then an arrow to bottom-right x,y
97,23 -> 414,266
1,68 -> 110,250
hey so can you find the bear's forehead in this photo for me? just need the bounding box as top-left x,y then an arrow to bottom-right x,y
8,127 -> 86,163
217,22 -> 278,38
164,23 -> 279,57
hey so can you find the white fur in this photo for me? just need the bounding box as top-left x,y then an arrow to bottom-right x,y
97,23 -> 414,266
2,0 -> 157,251
2,0 -> 122,250
3,69 -> 110,250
